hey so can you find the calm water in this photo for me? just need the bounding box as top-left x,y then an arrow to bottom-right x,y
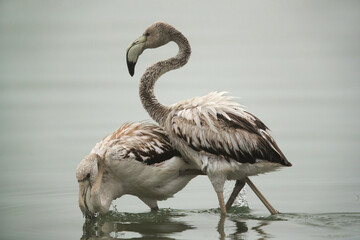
1,1 -> 360,239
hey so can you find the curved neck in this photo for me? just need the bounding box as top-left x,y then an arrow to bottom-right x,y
139,29 -> 191,125
91,163 -> 109,213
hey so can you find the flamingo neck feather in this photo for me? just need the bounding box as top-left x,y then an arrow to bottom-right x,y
91,163 -> 108,213
139,27 -> 191,125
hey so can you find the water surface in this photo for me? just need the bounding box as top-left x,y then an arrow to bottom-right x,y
79,209 -> 360,240
1,1 -> 360,239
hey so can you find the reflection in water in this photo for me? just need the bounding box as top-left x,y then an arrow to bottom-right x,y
80,207 -> 287,240
217,215 -> 226,240
218,214 -> 271,240
225,219 -> 249,240
80,209 -> 360,240
250,221 -> 271,240
80,209 -> 194,240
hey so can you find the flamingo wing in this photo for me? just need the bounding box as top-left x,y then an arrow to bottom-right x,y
169,92 -> 291,166
92,122 -> 180,165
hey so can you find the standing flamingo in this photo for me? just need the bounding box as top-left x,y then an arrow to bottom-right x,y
126,22 -> 292,215
76,122 -> 197,218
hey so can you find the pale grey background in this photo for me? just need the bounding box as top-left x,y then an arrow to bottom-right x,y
0,1 -> 359,239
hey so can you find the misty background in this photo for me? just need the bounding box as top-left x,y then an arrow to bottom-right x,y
0,1 -> 359,239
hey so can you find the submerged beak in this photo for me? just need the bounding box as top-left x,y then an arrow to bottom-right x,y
126,35 -> 147,76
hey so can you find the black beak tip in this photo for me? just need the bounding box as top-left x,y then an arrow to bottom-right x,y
127,60 -> 136,77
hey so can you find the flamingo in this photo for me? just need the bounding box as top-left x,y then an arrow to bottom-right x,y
126,22 -> 292,215
76,122 -> 197,218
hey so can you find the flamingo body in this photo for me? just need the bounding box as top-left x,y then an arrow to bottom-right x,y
164,91 -> 291,192
76,122 -> 196,217
126,22 -> 292,214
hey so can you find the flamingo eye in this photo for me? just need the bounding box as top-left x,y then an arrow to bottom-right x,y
145,32 -> 150,37
86,173 -> 90,178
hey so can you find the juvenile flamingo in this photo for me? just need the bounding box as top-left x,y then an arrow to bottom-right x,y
126,22 -> 292,215
76,122 -> 197,217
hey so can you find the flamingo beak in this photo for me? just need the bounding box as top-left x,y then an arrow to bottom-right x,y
126,35 -> 147,76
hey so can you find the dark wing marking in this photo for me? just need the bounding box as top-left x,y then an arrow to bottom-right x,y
119,123 -> 181,165
171,108 -> 291,166
127,147 -> 181,165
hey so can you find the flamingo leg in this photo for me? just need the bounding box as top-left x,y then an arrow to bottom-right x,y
151,206 -> 159,211
139,197 -> 159,211
225,180 -> 246,210
245,177 -> 279,215
216,191 -> 227,215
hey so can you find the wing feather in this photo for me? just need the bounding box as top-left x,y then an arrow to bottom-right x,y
92,122 -> 180,165
170,92 -> 291,166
